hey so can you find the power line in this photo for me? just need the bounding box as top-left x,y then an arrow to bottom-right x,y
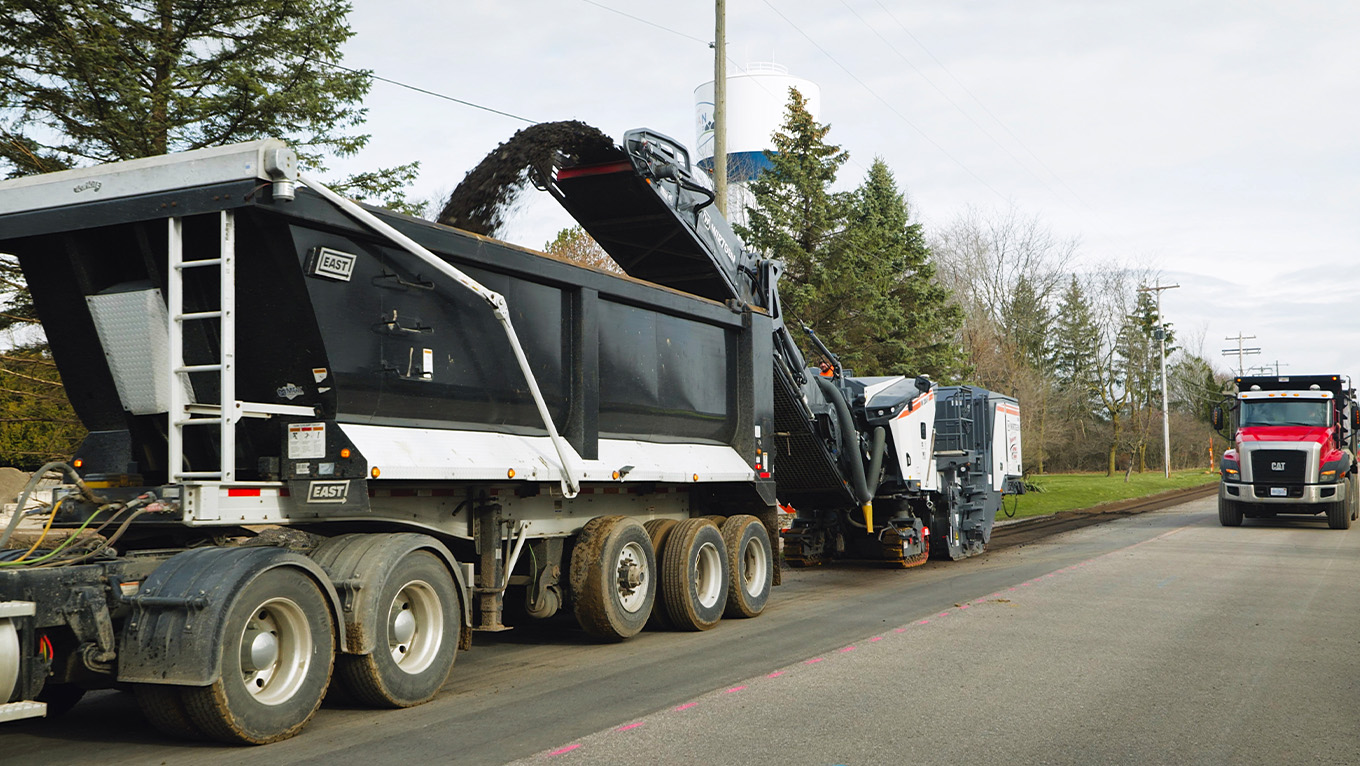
113,0 -> 537,125
579,0 -> 709,45
871,0 -> 1086,208
837,0 -> 1075,210
759,0 -> 1008,204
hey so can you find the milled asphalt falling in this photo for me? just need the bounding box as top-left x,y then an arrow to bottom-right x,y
511,501 -> 1360,766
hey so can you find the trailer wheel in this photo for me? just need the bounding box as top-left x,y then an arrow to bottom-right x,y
1326,498 -> 1351,530
1218,496 -> 1243,527
720,515 -> 772,618
135,684 -> 201,739
182,567 -> 335,744
643,519 -> 679,630
336,551 -> 458,707
570,516 -> 656,641
661,518 -> 728,630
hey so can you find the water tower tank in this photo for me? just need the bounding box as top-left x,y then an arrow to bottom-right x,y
695,63 -> 821,182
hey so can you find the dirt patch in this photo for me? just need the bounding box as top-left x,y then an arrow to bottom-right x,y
438,121 -> 617,237
990,483 -> 1218,550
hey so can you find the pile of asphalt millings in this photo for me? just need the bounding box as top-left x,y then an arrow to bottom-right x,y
438,120 -> 617,238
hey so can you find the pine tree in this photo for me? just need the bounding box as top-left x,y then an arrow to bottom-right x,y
738,91 -> 964,380
737,87 -> 849,336
1050,276 -> 1098,399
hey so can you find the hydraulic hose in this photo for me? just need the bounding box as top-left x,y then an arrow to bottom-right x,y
0,462 -> 101,551
815,376 -> 880,531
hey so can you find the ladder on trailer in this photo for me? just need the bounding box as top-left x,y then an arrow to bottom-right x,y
165,212 -> 313,482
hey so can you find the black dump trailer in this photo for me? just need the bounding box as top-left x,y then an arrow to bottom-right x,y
0,130 -> 1021,740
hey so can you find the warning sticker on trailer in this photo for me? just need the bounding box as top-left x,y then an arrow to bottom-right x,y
288,422 -> 326,459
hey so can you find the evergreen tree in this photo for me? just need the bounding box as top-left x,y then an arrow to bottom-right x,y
738,91 -> 964,380
836,158 -> 965,379
737,87 -> 849,335
1050,277 -> 1098,398
1001,274 -> 1052,371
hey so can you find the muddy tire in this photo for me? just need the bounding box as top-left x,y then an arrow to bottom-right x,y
570,516 -> 656,641
181,567 -> 335,745
720,515 -> 772,618
336,551 -> 459,708
135,684 -> 201,739
1218,496 -> 1243,527
661,519 -> 728,630
643,519 -> 679,630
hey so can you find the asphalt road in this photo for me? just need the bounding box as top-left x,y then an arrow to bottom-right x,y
8,495 -> 1359,765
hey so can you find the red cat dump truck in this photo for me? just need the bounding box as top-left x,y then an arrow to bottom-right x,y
1214,375 -> 1360,529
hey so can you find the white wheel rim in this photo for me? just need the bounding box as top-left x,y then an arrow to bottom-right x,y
388,579 -> 444,675
694,541 -> 724,609
616,541 -> 650,613
739,535 -> 768,598
237,597 -> 311,706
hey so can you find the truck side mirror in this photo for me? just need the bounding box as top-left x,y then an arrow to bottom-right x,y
1211,405 -> 1225,431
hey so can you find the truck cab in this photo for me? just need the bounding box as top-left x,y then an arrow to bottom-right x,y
1217,375 -> 1360,528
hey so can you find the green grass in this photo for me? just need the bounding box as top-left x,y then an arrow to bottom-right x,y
999,469 -> 1219,520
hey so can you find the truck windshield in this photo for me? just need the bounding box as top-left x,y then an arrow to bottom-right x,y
1239,399 -> 1331,427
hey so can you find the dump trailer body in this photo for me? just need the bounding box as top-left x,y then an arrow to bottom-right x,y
0,138 -> 783,736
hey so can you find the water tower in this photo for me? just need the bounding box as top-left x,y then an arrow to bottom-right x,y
694,63 -> 821,226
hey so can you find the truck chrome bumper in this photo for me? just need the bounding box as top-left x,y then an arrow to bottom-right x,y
1221,482 -> 1345,505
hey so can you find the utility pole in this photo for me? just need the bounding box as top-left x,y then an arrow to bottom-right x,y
1221,332 -> 1261,376
1140,282 -> 1179,478
712,0 -> 728,217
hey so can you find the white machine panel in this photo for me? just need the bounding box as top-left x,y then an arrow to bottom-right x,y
886,389 -> 938,492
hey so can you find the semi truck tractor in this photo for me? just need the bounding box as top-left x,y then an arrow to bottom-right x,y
0,129 -> 1022,741
1214,375 -> 1360,529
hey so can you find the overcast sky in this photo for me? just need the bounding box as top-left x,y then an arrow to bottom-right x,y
334,1 -> 1359,381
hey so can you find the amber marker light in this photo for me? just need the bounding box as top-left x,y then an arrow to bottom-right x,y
612,470 -> 620,480
693,473 -> 699,482
507,468 -> 516,479
371,467 -> 381,478
73,458 -> 83,468
340,448 -> 351,458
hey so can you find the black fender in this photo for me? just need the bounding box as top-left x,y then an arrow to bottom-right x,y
117,546 -> 346,686
309,533 -> 472,655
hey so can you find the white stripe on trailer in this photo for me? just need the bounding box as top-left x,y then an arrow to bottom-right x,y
341,424 -> 755,484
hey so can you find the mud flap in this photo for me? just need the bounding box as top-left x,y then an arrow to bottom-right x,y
117,547 -> 346,686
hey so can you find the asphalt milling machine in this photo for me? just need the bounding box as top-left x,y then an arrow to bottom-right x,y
547,129 -> 1024,566
0,127 -> 1022,740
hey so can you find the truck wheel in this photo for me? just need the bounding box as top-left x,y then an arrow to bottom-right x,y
570,516 -> 656,641
1349,474 -> 1359,522
336,551 -> 458,708
661,518 -> 728,630
720,515 -> 772,618
181,567 -> 335,744
1326,499 -> 1351,530
643,519 -> 679,630
135,684 -> 201,739
1218,496 -> 1243,526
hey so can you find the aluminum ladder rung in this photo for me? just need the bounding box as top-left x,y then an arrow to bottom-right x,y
176,310 -> 224,321
176,364 -> 224,373
175,258 -> 223,269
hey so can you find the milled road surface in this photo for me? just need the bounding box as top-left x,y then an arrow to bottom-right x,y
9,495 -> 1359,764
